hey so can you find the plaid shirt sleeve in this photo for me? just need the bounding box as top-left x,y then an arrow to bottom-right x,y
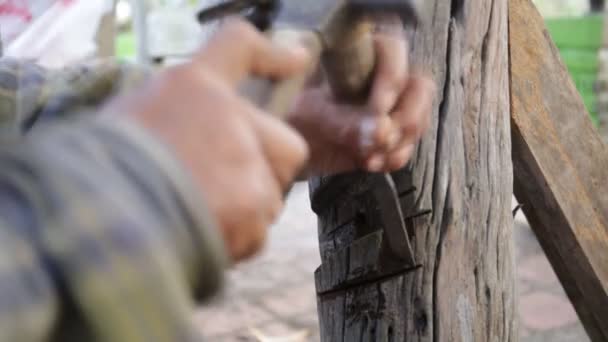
0,59 -> 229,341
0,57 -> 151,134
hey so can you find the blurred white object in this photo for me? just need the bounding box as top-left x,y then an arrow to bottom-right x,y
532,0 -> 589,17
131,0 -> 219,65
5,0 -> 113,68
0,0 -> 55,43
146,1 -> 202,59
116,0 -> 132,26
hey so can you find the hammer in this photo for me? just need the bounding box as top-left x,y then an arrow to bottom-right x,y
198,0 -> 421,264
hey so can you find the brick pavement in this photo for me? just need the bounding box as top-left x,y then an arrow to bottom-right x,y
514,212 -> 590,342
195,184 -> 591,341
195,183 -> 322,341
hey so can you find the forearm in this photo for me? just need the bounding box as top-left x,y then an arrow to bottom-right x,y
0,116 -> 227,340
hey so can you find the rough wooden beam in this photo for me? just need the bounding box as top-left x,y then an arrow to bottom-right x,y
509,0 -> 608,340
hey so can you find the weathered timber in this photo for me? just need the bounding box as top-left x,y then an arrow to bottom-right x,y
510,0 -> 608,340
308,0 -> 516,340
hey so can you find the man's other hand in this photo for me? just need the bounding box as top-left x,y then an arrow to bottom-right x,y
115,19 -> 311,262
289,23 -> 436,175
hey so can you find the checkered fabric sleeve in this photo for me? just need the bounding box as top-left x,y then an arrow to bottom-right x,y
0,58 -> 229,341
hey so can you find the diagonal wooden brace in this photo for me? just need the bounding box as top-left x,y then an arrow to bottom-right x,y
510,0 -> 608,340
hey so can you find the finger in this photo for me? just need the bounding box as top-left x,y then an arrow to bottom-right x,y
248,107 -> 310,191
386,144 -> 415,171
224,177 -> 278,261
369,33 -> 409,116
391,76 -> 436,148
196,18 -> 311,86
219,137 -> 287,261
293,88 -> 395,159
308,145 -> 362,176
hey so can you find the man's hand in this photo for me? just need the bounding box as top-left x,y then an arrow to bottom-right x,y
112,19 -> 310,262
289,24 -> 435,175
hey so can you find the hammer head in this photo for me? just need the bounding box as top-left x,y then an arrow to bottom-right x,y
276,0 -> 419,32
198,0 -> 421,35
346,0 -> 420,26
270,0 -> 420,46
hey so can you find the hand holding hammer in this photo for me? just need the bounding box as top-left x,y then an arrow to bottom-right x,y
197,0 -> 432,263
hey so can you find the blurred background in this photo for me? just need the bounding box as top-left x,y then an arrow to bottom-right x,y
0,0 -> 604,341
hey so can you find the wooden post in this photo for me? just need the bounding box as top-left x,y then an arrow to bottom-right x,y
598,9 -> 608,141
309,0 -> 516,340
510,0 -> 608,340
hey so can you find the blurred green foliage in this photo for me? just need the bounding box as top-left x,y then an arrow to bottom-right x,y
545,15 -> 603,125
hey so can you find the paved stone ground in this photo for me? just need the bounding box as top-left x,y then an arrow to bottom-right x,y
195,184 -> 591,341
195,183 -> 322,342
514,211 -> 590,342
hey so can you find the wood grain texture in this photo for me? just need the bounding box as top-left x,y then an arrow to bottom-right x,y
510,0 -> 608,340
307,0 -> 515,340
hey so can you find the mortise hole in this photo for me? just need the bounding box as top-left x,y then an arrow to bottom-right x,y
414,297 -> 428,335
450,0 -> 465,19
388,326 -> 394,342
415,311 -> 428,334
354,210 -> 366,225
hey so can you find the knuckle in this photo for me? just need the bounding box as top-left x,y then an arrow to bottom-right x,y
234,181 -> 277,257
389,148 -> 413,170
400,118 -> 419,134
388,158 -> 406,171
240,189 -> 265,220
286,133 -> 310,169
371,116 -> 390,143
245,221 -> 269,257
252,171 -> 283,218
403,122 -> 424,141
224,19 -> 259,43
243,175 -> 279,221
165,64 -> 209,89
264,197 -> 283,226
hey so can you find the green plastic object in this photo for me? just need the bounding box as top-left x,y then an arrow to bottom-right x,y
557,49 -> 599,73
545,15 -> 603,50
545,15 -> 603,125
